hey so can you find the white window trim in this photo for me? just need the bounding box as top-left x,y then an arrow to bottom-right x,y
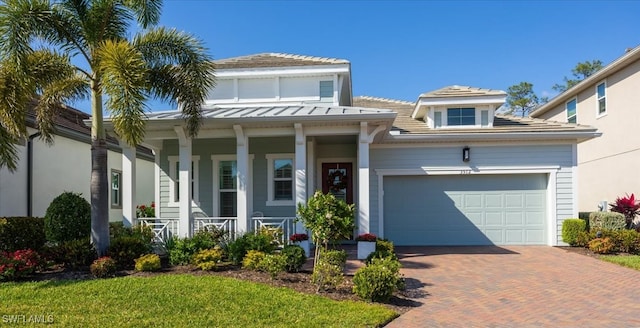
566,98 -> 577,123
432,107 -> 491,129
168,155 -> 200,207
211,154 -> 254,216
266,153 -> 295,206
110,170 -> 122,209
596,80 -> 607,118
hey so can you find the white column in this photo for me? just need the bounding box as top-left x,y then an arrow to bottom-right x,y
358,122 -> 370,234
294,123 -> 306,233
122,143 -> 136,227
234,125 -> 248,233
153,148 -> 161,219
306,137 -> 315,201
175,126 -> 192,238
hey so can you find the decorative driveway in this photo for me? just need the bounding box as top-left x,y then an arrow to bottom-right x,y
386,246 -> 640,327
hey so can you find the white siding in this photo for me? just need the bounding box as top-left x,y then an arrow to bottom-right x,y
370,144 -> 575,245
208,79 -> 234,100
238,78 -> 275,100
280,76 -> 318,99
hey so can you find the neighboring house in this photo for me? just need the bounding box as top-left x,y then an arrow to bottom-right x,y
0,101 -> 155,222
530,46 -> 640,212
106,53 -> 599,246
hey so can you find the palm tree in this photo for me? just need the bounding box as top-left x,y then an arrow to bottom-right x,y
0,0 -> 215,255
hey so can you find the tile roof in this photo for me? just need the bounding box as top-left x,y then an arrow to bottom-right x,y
214,53 -> 350,69
352,96 -> 597,135
419,85 -> 506,98
146,104 -> 395,120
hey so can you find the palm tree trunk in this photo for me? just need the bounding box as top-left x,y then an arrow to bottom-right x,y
90,80 -> 109,255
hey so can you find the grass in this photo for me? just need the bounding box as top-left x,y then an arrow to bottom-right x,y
0,274 -> 397,327
600,255 -> 640,270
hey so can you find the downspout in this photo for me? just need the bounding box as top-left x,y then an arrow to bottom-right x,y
27,132 -> 41,217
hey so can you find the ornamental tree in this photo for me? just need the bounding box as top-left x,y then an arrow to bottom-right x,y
609,193 -> 640,229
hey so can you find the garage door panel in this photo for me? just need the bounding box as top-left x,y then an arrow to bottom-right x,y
383,174 -> 547,246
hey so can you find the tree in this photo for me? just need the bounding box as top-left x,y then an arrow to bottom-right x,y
0,0 -> 215,255
505,82 -> 539,117
552,60 -> 603,93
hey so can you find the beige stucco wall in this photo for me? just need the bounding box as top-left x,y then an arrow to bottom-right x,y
536,59 -> 640,211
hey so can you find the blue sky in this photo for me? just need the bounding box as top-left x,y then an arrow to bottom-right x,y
74,0 -> 640,112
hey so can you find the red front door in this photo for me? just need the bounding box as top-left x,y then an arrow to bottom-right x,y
321,163 -> 353,204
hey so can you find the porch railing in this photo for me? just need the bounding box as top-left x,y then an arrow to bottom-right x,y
139,216 -> 296,246
252,217 -> 296,245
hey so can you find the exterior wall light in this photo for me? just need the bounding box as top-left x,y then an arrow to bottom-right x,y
462,146 -> 470,162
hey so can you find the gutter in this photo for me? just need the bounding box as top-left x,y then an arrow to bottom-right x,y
27,131 -> 41,217
385,130 -> 602,143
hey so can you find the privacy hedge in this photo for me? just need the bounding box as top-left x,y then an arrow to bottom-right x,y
0,217 -> 46,252
562,219 -> 586,246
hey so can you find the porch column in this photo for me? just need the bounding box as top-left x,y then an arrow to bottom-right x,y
294,123 -> 306,233
175,126 -> 192,238
153,147 -> 161,219
122,143 -> 136,227
234,125 -> 249,233
358,122 -> 370,234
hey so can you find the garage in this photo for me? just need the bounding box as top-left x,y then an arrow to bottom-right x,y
383,174 -> 547,246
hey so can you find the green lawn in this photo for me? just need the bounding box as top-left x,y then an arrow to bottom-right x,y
600,255 -> 640,270
0,274 -> 397,327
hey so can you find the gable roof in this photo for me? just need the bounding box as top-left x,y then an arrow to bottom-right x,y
419,85 -> 507,98
353,96 -> 599,142
531,45 -> 640,117
214,53 -> 349,69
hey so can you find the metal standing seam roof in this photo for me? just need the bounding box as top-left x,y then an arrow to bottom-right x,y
213,53 -> 350,69
144,104 -> 396,120
352,96 -> 598,135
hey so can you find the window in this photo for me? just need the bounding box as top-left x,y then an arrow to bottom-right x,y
566,98 -> 577,123
481,110 -> 489,127
111,170 -> 122,208
434,111 -> 442,128
168,156 -> 200,206
219,160 -> 237,217
266,154 -> 294,206
596,82 -> 606,115
447,108 -> 475,126
319,80 -> 333,102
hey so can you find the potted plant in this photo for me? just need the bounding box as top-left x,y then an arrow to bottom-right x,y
289,233 -> 310,257
356,233 -> 377,260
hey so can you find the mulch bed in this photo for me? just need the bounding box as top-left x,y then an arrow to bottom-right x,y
26,261 -> 420,315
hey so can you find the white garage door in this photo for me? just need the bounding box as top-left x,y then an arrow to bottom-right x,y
383,174 -> 547,246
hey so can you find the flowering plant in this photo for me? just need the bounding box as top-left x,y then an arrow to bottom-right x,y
610,193 -> 640,229
136,201 -> 155,218
90,256 -> 117,278
356,233 -> 377,242
0,249 -> 41,281
289,233 -> 309,242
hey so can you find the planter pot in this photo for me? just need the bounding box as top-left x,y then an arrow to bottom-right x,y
357,241 -> 376,260
294,240 -> 310,257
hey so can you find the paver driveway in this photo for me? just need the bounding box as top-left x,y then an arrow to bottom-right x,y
386,246 -> 640,328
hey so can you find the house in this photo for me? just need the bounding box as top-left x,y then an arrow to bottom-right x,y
0,101 -> 155,222
106,53 -> 599,246
530,46 -> 640,212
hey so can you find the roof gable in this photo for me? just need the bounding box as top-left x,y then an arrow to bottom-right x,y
214,53 -> 349,69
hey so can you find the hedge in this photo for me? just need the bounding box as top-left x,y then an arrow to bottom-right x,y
0,217 -> 46,251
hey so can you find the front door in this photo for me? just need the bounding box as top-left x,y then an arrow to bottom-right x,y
321,163 -> 353,204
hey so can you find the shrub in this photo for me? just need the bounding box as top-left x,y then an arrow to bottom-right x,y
281,245 -> 306,272
617,230 -> 640,254
353,257 -> 403,302
226,236 -> 249,265
257,227 -> 283,247
609,194 -> 640,229
311,257 -> 344,292
246,232 -> 277,253
90,257 -> 117,278
0,217 -> 46,252
588,237 -> 614,254
375,239 -> 394,254
242,250 -> 266,270
562,219 -> 587,246
0,249 -> 41,281
109,222 -> 155,244
575,230 -> 596,248
320,249 -> 347,269
590,212 -> 626,231
167,229 -> 227,266
58,239 -> 97,269
44,192 -> 91,243
134,254 -> 161,272
258,254 -> 287,279
225,232 -> 276,265
192,248 -> 224,271
579,212 -> 592,231
108,236 -> 151,269
366,250 -> 398,264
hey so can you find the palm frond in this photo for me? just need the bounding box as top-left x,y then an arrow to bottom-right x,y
0,124 -> 20,172
98,39 -> 147,146
82,0 -> 131,46
0,0 -> 52,62
0,60 -> 31,138
133,27 -> 215,137
123,0 -> 162,28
